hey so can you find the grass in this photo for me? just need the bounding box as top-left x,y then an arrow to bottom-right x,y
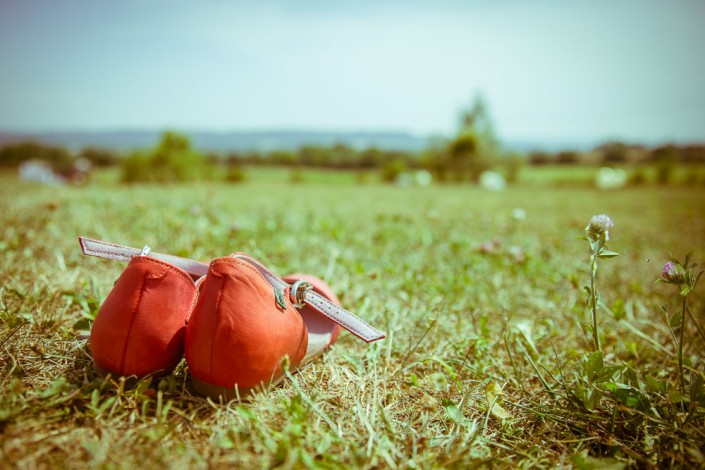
1,168 -> 704,468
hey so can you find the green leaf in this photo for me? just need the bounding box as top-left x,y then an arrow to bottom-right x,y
442,400 -> 473,429
645,374 -> 667,395
72,317 -> 92,332
37,377 -> 69,399
680,285 -> 692,297
604,383 -> 650,412
594,365 -> 623,384
573,450 -> 626,470
274,288 -> 286,310
584,351 -> 603,383
690,374 -> 705,406
485,382 -> 512,421
573,380 -> 603,410
597,249 -> 619,259
669,310 -> 683,329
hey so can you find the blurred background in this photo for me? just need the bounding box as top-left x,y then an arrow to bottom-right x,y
1,0 -> 704,187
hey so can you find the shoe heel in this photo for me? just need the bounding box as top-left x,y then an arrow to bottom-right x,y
90,256 -> 198,378
185,257 -> 308,396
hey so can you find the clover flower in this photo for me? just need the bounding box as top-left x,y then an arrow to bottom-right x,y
661,261 -> 687,285
586,214 -> 614,242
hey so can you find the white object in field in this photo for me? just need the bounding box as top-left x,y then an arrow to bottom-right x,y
415,170 -> 432,186
19,160 -> 65,185
396,170 -> 433,187
479,171 -> 506,191
595,167 -> 627,190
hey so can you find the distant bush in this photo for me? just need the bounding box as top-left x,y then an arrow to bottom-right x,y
628,169 -> 647,186
289,168 -> 304,183
225,163 -> 246,183
503,153 -> 525,184
121,132 -> 211,183
0,142 -> 72,168
380,159 -> 407,183
79,147 -> 119,167
599,142 -> 629,164
446,132 -> 492,182
681,145 -> 705,164
556,151 -> 579,165
528,152 -> 551,165
651,145 -> 678,185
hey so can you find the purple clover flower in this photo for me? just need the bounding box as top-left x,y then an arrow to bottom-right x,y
662,261 -> 687,285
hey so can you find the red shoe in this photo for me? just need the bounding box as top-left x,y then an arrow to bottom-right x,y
80,237 -> 385,395
185,253 -> 384,399
90,256 -> 199,378
81,237 -> 208,379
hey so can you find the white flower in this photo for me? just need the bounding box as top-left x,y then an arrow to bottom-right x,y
586,214 -> 614,241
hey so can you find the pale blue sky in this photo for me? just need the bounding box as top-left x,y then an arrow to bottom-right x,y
0,0 -> 703,145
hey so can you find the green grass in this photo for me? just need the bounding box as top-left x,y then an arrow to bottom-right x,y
1,169 -> 704,468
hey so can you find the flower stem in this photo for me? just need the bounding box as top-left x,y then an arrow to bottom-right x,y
678,296 -> 687,392
590,251 -> 601,353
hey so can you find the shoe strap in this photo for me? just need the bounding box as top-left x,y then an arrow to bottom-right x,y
79,237 -> 386,343
231,253 -> 386,343
79,236 -> 209,277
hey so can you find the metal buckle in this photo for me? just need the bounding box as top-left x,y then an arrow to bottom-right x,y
139,245 -> 151,256
290,280 -> 312,308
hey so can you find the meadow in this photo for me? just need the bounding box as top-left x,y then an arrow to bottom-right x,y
0,167 -> 704,468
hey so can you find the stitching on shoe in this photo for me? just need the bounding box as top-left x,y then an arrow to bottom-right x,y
211,257 -> 271,287
211,258 -> 290,297
185,279 -> 203,324
207,275 -> 225,383
214,258 -> 300,312
131,256 -> 196,285
118,274 -> 147,372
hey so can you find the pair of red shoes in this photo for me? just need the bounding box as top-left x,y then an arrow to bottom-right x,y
80,237 -> 385,399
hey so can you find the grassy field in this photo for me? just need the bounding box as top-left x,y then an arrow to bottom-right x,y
1,169 -> 704,468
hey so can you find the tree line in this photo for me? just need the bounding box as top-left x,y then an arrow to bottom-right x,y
2,96 -> 703,184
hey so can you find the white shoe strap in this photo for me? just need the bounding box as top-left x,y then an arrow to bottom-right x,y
232,253 -> 386,343
78,237 -> 386,343
79,236 -> 209,277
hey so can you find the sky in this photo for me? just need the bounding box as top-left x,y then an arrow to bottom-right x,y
0,0 -> 704,145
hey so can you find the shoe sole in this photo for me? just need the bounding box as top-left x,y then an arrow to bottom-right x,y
189,348 -> 326,400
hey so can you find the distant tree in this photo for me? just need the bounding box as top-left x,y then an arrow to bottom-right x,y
225,162 -> 246,183
380,159 -> 407,183
359,147 -> 384,169
298,146 -> 330,167
529,151 -> 551,165
448,132 -> 479,181
503,153 -> 525,184
598,142 -> 628,164
0,142 -> 72,168
121,131 -> 210,183
556,151 -> 579,165
651,144 -> 679,185
422,140 -> 450,182
226,152 -> 244,164
80,147 -> 118,167
270,150 -> 297,166
459,94 -> 500,162
681,145 -> 705,164
443,94 -> 500,182
331,143 -> 356,168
